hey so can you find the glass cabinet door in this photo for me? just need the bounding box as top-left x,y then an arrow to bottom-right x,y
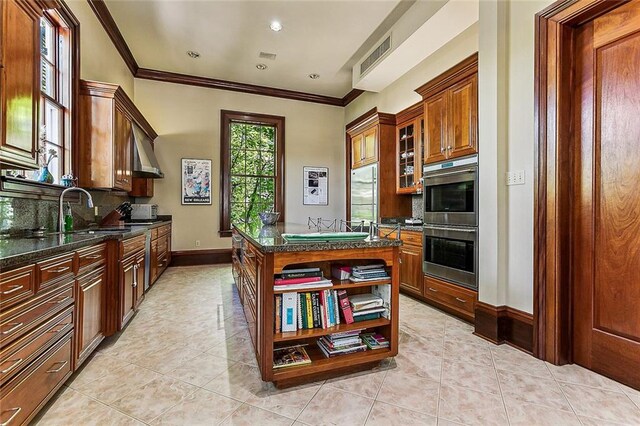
397,119 -> 420,193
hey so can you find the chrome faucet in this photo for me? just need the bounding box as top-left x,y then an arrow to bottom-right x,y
58,187 -> 94,233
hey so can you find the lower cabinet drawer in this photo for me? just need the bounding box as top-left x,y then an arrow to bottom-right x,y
0,265 -> 35,311
423,276 -> 477,321
0,282 -> 74,347
0,307 -> 73,385
0,333 -> 72,426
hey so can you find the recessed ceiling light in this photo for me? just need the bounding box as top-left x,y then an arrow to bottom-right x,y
308,73 -> 320,79
186,50 -> 200,59
270,21 -> 282,32
256,63 -> 268,70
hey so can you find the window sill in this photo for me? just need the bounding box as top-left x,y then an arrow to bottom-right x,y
0,177 -> 80,202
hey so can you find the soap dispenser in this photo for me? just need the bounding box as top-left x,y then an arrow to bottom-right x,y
64,202 -> 73,233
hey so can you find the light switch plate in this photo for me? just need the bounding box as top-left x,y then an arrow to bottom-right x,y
507,170 -> 525,185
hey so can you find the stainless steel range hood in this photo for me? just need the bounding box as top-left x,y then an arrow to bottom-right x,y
132,124 -> 164,178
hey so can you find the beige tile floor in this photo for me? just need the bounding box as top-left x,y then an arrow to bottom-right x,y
33,265 -> 640,426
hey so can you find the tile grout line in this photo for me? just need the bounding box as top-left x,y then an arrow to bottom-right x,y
490,348 -> 512,425
543,361 -> 586,424
362,365 -> 390,424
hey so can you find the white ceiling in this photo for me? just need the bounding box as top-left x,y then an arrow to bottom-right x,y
105,0 -> 404,98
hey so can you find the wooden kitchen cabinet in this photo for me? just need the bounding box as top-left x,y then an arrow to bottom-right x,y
119,255 -> 136,329
424,92 -> 449,164
395,101 -> 424,194
399,244 -> 423,296
416,54 -> 478,164
0,0 -> 41,169
114,106 -> 133,192
134,251 -> 145,309
78,80 -> 157,193
350,126 -> 378,169
75,266 -> 106,367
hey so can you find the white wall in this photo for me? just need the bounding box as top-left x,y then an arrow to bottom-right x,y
66,0 -> 134,97
346,23 -> 479,121
133,79 -> 346,251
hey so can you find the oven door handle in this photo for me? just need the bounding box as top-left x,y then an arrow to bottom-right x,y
423,225 -> 477,233
424,168 -> 476,179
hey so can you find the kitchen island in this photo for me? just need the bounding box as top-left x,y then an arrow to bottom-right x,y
232,222 -> 401,387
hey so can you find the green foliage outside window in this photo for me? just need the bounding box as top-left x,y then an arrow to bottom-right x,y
230,122 -> 277,229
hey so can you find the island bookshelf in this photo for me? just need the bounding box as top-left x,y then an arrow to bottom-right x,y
231,227 -> 400,387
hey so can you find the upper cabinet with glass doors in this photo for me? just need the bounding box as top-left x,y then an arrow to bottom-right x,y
395,102 -> 424,194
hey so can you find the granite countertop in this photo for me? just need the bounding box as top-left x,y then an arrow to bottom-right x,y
378,223 -> 424,232
0,220 -> 171,270
233,222 -> 402,253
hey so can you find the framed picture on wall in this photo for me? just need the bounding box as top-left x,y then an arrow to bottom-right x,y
181,158 -> 212,205
303,166 -> 328,205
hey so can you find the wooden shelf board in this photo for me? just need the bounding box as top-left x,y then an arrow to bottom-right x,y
271,345 -> 393,381
274,318 -> 391,342
272,279 -> 391,295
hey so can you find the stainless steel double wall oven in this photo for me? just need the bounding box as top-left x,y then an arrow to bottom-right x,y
422,155 -> 478,290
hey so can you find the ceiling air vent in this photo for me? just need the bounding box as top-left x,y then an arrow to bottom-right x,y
360,35 -> 391,76
259,52 -> 277,60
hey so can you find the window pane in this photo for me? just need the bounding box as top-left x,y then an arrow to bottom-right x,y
40,19 -> 54,62
41,61 -> 55,97
43,99 -> 62,146
229,120 -> 278,227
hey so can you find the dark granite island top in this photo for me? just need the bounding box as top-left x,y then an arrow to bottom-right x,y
232,222 -> 402,253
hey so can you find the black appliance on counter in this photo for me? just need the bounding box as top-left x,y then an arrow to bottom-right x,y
422,155 -> 478,290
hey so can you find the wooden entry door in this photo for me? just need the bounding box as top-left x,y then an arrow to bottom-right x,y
572,0 -> 640,389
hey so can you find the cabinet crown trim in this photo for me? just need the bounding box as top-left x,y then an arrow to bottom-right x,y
415,53 -> 478,99
395,101 -> 424,125
346,107 -> 395,135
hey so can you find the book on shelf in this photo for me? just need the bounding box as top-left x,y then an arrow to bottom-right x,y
349,293 -> 384,311
281,293 -> 297,332
352,264 -> 386,271
278,267 -> 322,280
349,276 -> 390,283
274,278 -> 333,291
275,276 -> 323,285
352,306 -> 387,317
317,333 -> 367,358
331,265 -> 352,280
273,345 -> 312,369
274,295 -> 282,333
361,333 -> 390,350
353,312 -> 382,322
276,289 -> 345,333
337,290 -> 354,324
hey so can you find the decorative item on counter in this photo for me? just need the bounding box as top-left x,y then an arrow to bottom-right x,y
60,173 -> 77,187
37,127 -> 57,184
99,202 -> 131,226
258,211 -> 280,225
258,224 -> 280,238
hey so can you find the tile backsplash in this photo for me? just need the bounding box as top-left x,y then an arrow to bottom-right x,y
412,194 -> 423,219
0,190 -> 132,234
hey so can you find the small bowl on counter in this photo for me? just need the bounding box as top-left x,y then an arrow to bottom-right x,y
258,212 -> 280,226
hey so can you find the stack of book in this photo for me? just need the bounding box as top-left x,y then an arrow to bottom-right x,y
274,267 -> 333,291
317,330 -> 367,358
361,332 -> 390,350
349,264 -> 389,282
272,345 -> 312,369
350,293 -> 387,322
275,289 -> 343,332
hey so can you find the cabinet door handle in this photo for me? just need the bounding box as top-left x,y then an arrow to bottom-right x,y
52,296 -> 72,305
455,297 -> 467,303
1,323 -> 23,335
0,407 -> 22,426
0,359 -> 23,374
428,287 -> 438,292
447,145 -> 452,151
1,285 -> 23,295
49,266 -> 70,273
85,254 -> 101,260
46,361 -> 68,373
440,147 -> 445,153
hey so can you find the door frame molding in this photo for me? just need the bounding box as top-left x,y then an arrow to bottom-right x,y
533,0 -> 631,364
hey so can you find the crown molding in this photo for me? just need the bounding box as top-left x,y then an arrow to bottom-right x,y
86,0 -> 364,107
